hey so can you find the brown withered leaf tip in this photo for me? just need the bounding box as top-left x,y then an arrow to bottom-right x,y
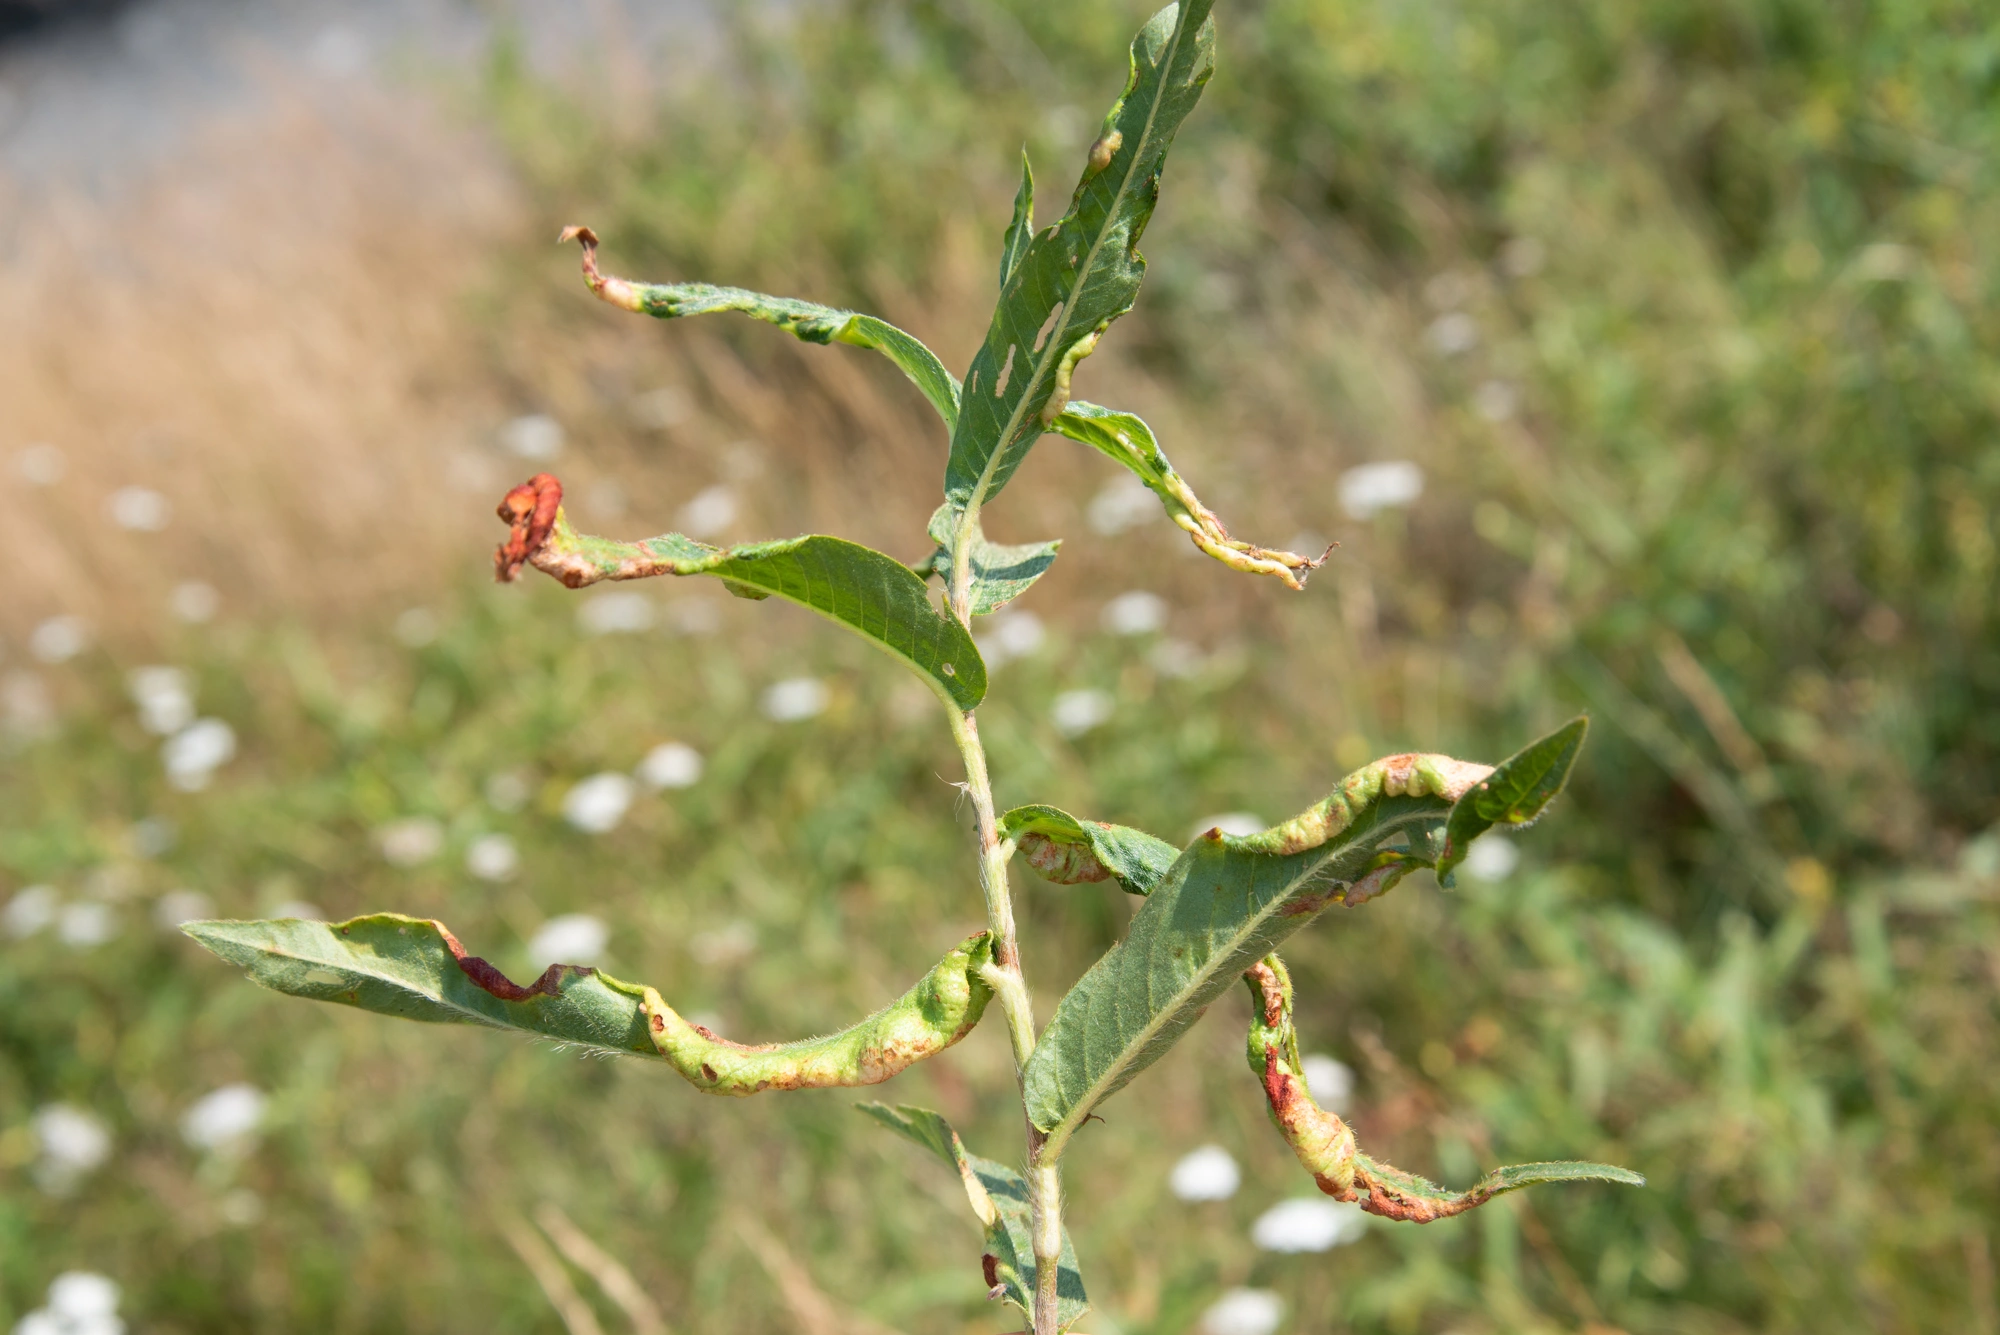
494,472 -> 563,582
436,919 -> 588,1002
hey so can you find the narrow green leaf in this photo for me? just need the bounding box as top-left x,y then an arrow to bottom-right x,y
859,1103 -> 1090,1327
1000,150 -> 1035,289
185,915 -> 996,1094
916,504 -> 1059,616
1025,751 -> 1501,1151
1436,717 -> 1589,883
564,226 -> 962,433
1053,401 -> 1324,588
999,805 -> 1179,896
522,506 -> 986,710
944,1 -> 1216,525
183,913 -> 656,1054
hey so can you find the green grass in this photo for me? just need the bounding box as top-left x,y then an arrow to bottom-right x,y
7,0 -> 2000,1330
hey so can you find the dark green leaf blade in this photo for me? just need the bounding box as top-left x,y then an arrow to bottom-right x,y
999,805 -> 1180,896
1436,717 -> 1588,882
944,1 -> 1216,524
529,514 -> 986,710
859,1103 -> 1089,1327
183,914 -> 656,1056
919,504 -> 1059,616
1024,752 -> 1503,1150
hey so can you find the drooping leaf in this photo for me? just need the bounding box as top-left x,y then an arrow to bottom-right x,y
184,915 -> 994,1093
562,226 -> 962,433
859,1103 -> 1089,1328
999,804 -> 1179,896
1000,150 -> 1035,289
1053,400 -> 1324,590
1435,716 -> 1588,884
1024,750 -> 1500,1151
1243,953 -> 1642,1221
943,1 -> 1216,537
915,503 -> 1060,616
496,475 -> 985,710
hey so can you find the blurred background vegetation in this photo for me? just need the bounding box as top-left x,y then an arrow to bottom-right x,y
3,0 -> 1997,1331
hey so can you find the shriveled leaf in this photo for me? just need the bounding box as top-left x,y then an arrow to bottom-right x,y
563,225 -> 962,433
916,503 -> 1059,616
1025,751 -> 1501,1151
999,804 -> 1179,896
1436,716 -> 1588,884
497,475 -> 985,710
185,915 -> 994,1093
859,1103 -> 1089,1328
1053,401 -> 1324,589
1244,953 -> 1642,1221
943,1 -> 1216,538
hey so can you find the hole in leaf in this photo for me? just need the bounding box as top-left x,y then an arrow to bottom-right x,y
1033,302 -> 1062,353
994,344 -> 1017,397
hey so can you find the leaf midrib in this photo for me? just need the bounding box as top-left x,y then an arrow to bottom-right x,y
1036,806 -> 1436,1157
954,9 -> 1195,557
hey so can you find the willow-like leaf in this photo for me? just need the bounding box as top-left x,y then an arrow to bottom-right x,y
562,226 -> 962,434
183,915 -> 993,1094
1243,953 -> 1642,1220
1054,400 -> 1324,590
944,1 -> 1216,553
495,474 -> 985,711
999,804 -> 1179,896
859,1103 -> 1089,1328
1024,751 -> 1504,1153
914,503 -> 1060,616
1435,716 -> 1589,884
1000,151 -> 1035,289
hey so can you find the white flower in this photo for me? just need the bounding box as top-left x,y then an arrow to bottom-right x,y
975,610 -> 1046,667
1425,311 -> 1479,356
528,913 -> 609,966
29,616 -> 90,665
33,1105 -> 112,1182
20,1271 -> 127,1335
1101,590 -> 1167,636
1088,474 -> 1155,535
393,607 -> 438,647
153,890 -> 213,929
1251,1196 -> 1368,1252
1051,689 -> 1113,737
577,591 -> 656,636
16,442 -> 66,486
1201,1288 -> 1284,1335
465,834 -> 519,882
377,818 -> 444,867
1462,837 -> 1520,882
181,1083 -> 266,1153
269,901 -> 323,921
563,773 -> 635,833
1193,813 -> 1265,839
162,718 -> 236,791
107,486 -> 170,532
762,677 -> 828,723
5,885 -> 60,938
499,413 -> 564,460
169,581 -> 220,624
127,667 -> 193,736
637,742 -> 703,790
57,903 -> 116,949
1300,1054 -> 1355,1112
1169,1145 -> 1240,1202
677,485 -> 738,538
1338,461 -> 1424,520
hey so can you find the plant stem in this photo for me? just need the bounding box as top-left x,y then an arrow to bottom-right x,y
944,698 -> 1065,1333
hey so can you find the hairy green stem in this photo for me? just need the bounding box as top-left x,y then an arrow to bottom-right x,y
944,653 -> 1064,1332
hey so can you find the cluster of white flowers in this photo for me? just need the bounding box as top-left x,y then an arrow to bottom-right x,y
180,1083 -> 267,1155
30,1105 -> 111,1195
526,914 -> 609,968
11,1272 -> 125,1335
762,677 -> 829,722
975,610 -> 1045,668
5,886 -> 117,950
1051,689 -> 1113,737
